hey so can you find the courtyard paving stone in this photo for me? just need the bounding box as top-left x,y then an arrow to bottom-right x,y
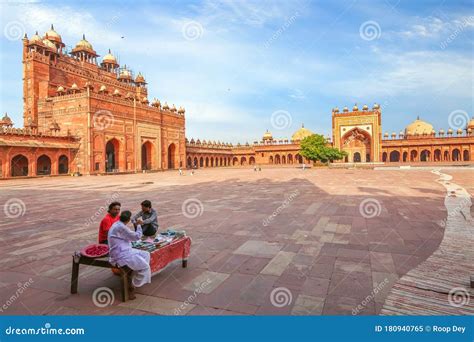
0,167 -> 469,315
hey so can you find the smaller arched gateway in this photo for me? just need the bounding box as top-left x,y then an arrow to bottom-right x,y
58,155 -> 69,174
11,154 -> 28,177
37,154 -> 52,175
167,143 -> 176,169
105,138 -> 120,172
463,150 -> 470,161
452,149 -> 461,162
341,128 -> 372,163
420,150 -> 430,162
141,141 -> 153,170
389,151 -> 400,162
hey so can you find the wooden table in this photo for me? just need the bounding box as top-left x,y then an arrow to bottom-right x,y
71,236 -> 191,302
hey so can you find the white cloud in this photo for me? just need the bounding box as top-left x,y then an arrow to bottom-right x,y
325,50 -> 473,99
397,15 -> 474,39
288,88 -> 306,100
9,4 -> 123,47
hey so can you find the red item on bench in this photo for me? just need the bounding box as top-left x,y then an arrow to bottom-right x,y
81,244 -> 109,258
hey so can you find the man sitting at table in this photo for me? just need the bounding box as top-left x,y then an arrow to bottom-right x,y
108,210 -> 151,299
132,200 -> 158,237
98,201 -> 121,244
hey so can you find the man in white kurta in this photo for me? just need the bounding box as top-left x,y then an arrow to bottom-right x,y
108,211 -> 151,289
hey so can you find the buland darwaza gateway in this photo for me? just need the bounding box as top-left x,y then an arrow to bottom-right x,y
0,26 -> 473,178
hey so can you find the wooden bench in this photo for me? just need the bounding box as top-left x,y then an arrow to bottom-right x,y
71,236 -> 191,302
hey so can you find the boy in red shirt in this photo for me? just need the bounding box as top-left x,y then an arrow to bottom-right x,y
98,201 -> 121,244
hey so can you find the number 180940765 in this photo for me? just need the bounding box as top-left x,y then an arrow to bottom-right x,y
375,325 -> 424,333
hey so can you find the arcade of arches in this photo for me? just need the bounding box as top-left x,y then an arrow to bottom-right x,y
184,150 -> 308,169
382,146 -> 470,163
6,152 -> 71,177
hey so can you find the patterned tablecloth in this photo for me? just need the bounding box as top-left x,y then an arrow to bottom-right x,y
143,236 -> 191,274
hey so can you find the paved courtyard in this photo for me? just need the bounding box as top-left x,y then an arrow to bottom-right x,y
0,167 -> 472,315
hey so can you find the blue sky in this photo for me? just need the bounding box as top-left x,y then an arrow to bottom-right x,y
1,0 -> 473,143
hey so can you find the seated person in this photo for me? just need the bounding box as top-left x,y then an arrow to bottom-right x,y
132,200 -> 158,237
108,210 -> 151,299
98,201 -> 121,244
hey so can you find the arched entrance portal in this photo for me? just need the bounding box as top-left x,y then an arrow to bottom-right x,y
452,149 -> 460,162
168,143 -> 176,169
389,151 -> 400,162
58,155 -> 69,174
141,141 -> 153,170
11,155 -> 28,177
341,128 -> 371,163
353,152 -> 361,163
106,139 -> 120,172
420,150 -> 430,162
37,155 -> 52,175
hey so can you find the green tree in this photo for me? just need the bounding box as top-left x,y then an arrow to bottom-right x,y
300,134 -> 347,164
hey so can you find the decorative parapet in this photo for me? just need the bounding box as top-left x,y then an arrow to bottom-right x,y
0,126 -> 78,140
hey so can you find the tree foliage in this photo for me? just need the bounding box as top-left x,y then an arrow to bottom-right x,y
300,134 -> 347,163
